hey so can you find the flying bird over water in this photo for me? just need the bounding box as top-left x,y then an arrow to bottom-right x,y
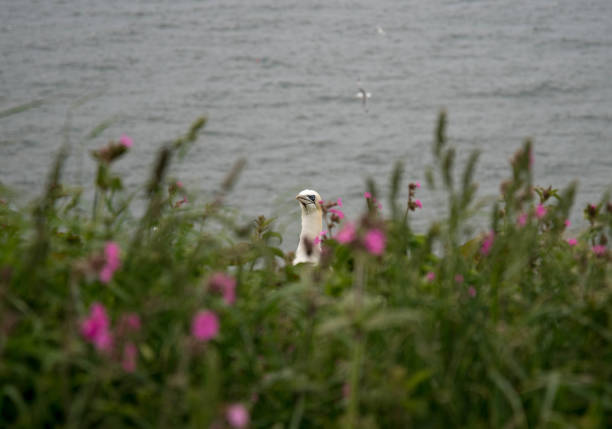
293,189 -> 323,265
356,87 -> 371,109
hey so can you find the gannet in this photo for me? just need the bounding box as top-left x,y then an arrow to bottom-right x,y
355,88 -> 371,108
293,189 -> 323,265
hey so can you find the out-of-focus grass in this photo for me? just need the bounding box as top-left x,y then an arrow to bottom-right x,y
0,112 -> 610,428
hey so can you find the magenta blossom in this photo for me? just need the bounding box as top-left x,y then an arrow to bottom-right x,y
226,403 -> 249,428
454,274 -> 464,284
364,192 -> 372,199
567,238 -> 577,247
564,219 -> 571,228
535,204 -> 547,219
363,228 -> 386,255
209,273 -> 237,305
481,230 -> 495,255
517,212 -> 528,227
119,134 -> 133,148
176,180 -> 183,188
191,310 -> 219,341
122,342 -> 138,373
337,198 -> 343,207
426,271 -> 435,282
329,208 -> 345,219
415,181 -> 421,188
314,231 -> 327,245
81,302 -> 113,352
335,222 -> 356,244
592,245 -> 607,256
99,241 -> 121,283
414,199 -> 423,209
468,286 -> 477,297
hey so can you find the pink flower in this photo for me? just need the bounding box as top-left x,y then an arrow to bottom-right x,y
481,230 -> 495,255
468,286 -> 476,297
226,403 -> 249,428
454,274 -> 464,284
564,219 -> 571,228
592,245 -> 607,256
209,273 -> 237,306
122,342 -> 137,373
176,180 -> 183,188
329,208 -> 345,219
426,271 -> 435,282
337,198 -> 343,207
415,181 -> 421,189
414,199 -> 423,209
535,204 -> 547,219
364,192 -> 372,199
119,134 -> 133,148
335,222 -> 356,244
517,213 -> 527,227
191,310 -> 219,341
363,228 -> 386,255
81,302 -> 113,352
99,266 -> 114,283
99,241 -> 121,283
567,238 -> 577,247
314,231 -> 327,245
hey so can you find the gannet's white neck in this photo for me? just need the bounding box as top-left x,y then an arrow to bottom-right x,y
293,189 -> 323,265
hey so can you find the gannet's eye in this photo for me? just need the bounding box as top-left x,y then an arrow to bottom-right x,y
307,195 -> 316,203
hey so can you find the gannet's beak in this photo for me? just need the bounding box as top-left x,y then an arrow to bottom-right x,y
296,195 -> 313,206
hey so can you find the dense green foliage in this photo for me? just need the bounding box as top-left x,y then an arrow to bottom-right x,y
0,113 -> 610,428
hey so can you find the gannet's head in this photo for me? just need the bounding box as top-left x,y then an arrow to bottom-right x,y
295,189 -> 322,215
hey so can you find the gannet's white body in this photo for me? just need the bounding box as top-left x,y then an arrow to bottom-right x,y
293,189 -> 323,265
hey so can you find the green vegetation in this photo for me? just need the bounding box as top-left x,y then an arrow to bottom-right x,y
0,113 -> 610,428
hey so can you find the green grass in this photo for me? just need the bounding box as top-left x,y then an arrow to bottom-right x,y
0,112 -> 610,428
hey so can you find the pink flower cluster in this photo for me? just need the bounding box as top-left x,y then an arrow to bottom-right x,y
226,403 -> 249,428
328,208 -> 344,220
191,310 -> 219,341
535,204 -> 547,219
364,229 -> 386,255
81,302 -> 113,352
480,230 -> 495,255
80,303 -> 141,372
99,241 -> 121,283
593,245 -> 607,256
336,222 -> 356,244
334,222 -> 386,256
364,192 -> 382,210
314,231 -> 327,245
119,134 -> 133,148
208,273 -> 237,305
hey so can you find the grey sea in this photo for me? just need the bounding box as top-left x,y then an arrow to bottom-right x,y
1,0 -> 611,249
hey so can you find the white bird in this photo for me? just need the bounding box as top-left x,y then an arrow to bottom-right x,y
355,87 -> 371,109
293,189 -> 323,265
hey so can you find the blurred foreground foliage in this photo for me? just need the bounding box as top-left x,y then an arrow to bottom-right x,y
0,113 -> 611,429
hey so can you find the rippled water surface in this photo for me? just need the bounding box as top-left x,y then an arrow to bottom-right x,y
2,0 -> 611,247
